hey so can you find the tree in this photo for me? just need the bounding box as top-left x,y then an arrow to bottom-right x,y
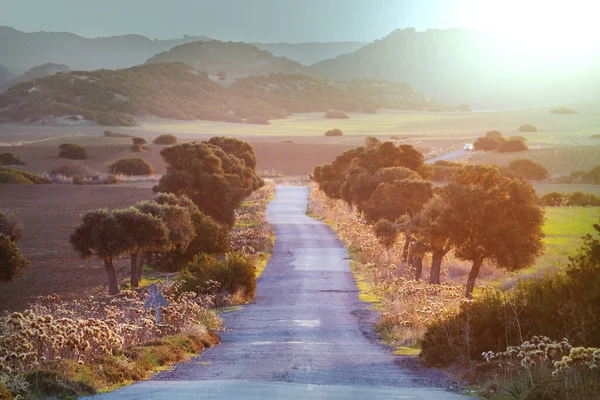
112,207 -> 169,288
411,196 -> 453,284
58,143 -> 87,160
497,139 -> 528,152
583,166 -> 600,185
0,234 -> 28,281
109,158 -> 154,176
473,136 -> 504,151
504,159 -> 549,181
373,220 -> 399,249
0,211 -> 23,242
486,130 -> 503,138
70,209 -> 128,295
440,165 -> 545,298
154,139 -> 263,227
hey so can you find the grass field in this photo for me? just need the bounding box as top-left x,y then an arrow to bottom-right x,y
502,207 -> 600,287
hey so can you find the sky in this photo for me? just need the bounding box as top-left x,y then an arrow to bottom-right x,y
1,0 -> 598,43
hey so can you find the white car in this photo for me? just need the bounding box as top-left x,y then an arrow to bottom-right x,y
464,144 -> 474,151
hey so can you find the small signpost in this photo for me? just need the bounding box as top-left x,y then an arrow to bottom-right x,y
144,284 -> 169,325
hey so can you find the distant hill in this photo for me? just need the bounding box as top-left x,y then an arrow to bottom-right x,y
0,63 -> 382,126
309,28 -> 600,109
145,40 -> 305,77
251,42 -> 366,65
0,25 -> 209,71
0,63 -> 71,92
0,65 -> 16,91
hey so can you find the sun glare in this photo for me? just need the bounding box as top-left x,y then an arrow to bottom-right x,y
462,0 -> 600,59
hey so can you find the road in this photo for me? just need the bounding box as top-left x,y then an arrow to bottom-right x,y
426,149 -> 468,164
87,186 -> 469,400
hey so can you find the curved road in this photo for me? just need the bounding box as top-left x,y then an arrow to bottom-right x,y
88,187 -> 468,399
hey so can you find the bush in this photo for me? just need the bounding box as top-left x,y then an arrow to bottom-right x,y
583,166 -> 600,185
519,124 -> 538,132
130,144 -> 148,152
566,191 -> 600,206
508,136 -> 527,142
324,128 -> 344,137
109,158 -> 154,176
0,211 -> 23,242
103,130 -> 131,138
324,110 -> 350,119
0,168 -> 52,184
504,159 -> 549,180
58,143 -> 88,160
473,136 -> 504,151
153,134 -> 178,145
182,253 -> 256,300
485,130 -> 503,138
497,139 -> 528,152
47,163 -> 91,177
0,152 -> 24,166
540,192 -> 566,206
132,137 -> 147,145
550,107 -> 578,114
0,233 -> 28,281
420,221 -> 600,367
245,116 -> 271,125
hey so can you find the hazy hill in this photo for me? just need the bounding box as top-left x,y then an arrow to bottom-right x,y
310,28 -> 600,109
145,40 -> 305,77
252,41 -> 366,65
0,63 -> 71,92
0,63 -> 383,126
0,26 -> 209,71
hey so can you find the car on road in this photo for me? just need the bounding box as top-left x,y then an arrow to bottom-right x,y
463,143 -> 474,151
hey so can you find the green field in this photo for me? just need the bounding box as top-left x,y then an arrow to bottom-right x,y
503,207 -> 600,286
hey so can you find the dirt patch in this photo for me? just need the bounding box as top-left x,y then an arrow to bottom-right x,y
0,184 -> 151,311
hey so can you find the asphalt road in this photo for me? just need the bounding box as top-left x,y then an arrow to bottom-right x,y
426,149 -> 468,164
87,186 -> 469,400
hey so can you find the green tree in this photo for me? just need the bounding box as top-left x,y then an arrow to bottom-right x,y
0,234 -> 28,281
0,211 -> 23,242
440,165 -> 545,298
154,139 -> 262,227
504,159 -> 549,180
373,220 -> 399,249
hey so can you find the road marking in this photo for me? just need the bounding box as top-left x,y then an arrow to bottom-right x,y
294,319 -> 320,328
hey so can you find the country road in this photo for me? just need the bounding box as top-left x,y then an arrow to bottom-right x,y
87,186 -> 469,400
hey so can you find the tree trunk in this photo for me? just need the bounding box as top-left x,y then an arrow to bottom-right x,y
413,256 -> 423,281
130,252 -> 139,288
103,257 -> 119,295
465,257 -> 484,299
401,234 -> 411,263
136,251 -> 146,282
429,249 -> 449,285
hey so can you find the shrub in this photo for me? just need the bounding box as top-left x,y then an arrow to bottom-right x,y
431,161 -> 462,182
485,130 -> 503,138
0,152 -> 24,166
0,211 -> 23,242
497,139 -> 528,152
550,107 -> 578,114
109,158 -> 154,176
58,143 -> 88,160
153,134 -> 178,145
324,128 -> 344,137
132,137 -> 147,145
0,168 -> 52,184
324,110 -> 350,119
583,166 -> 600,185
540,192 -> 566,206
0,233 -> 28,281
473,136 -> 505,151
47,163 -> 91,177
519,124 -> 538,132
566,191 -> 600,206
504,159 -> 549,180
130,144 -> 148,152
182,253 -> 256,301
103,130 -> 131,138
508,135 -> 527,142
245,116 -> 271,125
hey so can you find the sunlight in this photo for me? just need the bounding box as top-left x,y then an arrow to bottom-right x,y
462,0 -> 600,59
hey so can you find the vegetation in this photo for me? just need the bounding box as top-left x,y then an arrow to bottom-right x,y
429,160 -> 462,182
325,109 -> 350,119
0,212 -> 27,281
503,158 -> 549,180
109,158 -> 154,176
540,191 -> 600,207
550,107 -> 578,114
103,129 -> 131,138
58,143 -> 88,160
153,134 -> 178,145
590,133 -> 600,139
0,152 -> 24,166
324,128 -> 343,137
0,168 -> 52,184
519,123 -> 538,132
132,137 -> 147,145
154,137 -> 263,227
583,166 -> 600,184
497,138 -> 528,152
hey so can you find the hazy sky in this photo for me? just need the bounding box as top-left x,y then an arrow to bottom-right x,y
1,0 -> 597,43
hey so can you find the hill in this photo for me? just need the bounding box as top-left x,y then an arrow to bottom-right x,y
309,28 -> 600,109
0,63 -> 71,93
251,41 -> 366,65
0,63 -> 386,126
0,25 -> 209,71
145,40 -> 305,77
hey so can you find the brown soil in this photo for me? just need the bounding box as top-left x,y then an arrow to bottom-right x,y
0,184 -> 151,311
